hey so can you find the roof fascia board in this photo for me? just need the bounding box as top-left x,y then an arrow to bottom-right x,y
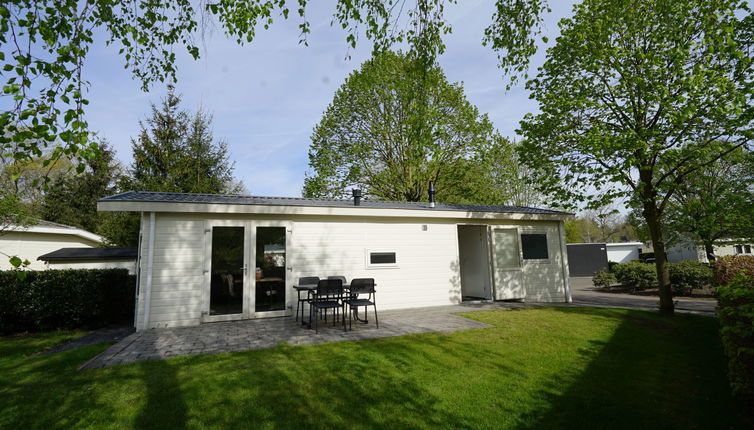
8,225 -> 104,243
97,200 -> 573,222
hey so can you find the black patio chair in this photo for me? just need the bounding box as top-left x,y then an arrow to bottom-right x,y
295,276 -> 319,322
345,278 -> 378,330
311,279 -> 346,333
327,275 -> 348,284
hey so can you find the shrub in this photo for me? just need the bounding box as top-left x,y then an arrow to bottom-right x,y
668,260 -> 714,295
613,262 -> 658,290
639,252 -> 655,262
607,261 -> 620,272
592,268 -> 617,289
0,269 -> 135,334
716,273 -> 754,413
715,255 -> 754,285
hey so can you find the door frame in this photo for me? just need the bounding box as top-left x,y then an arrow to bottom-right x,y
202,220 -> 252,323
249,220 -> 293,318
456,224 -> 494,301
488,226 -> 525,300
202,220 -> 294,322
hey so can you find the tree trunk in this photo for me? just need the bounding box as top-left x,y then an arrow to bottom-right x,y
703,240 -> 716,263
643,200 -> 674,314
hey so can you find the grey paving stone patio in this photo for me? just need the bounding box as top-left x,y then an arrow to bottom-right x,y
79,286 -> 717,370
80,305 -> 496,369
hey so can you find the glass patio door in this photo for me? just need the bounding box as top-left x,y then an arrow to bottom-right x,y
253,226 -> 288,315
203,221 -> 290,322
207,225 -> 249,318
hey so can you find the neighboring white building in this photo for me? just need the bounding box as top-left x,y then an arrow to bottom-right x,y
37,247 -> 138,274
0,220 -> 103,270
606,242 -> 644,264
667,236 -> 754,263
98,191 -> 574,331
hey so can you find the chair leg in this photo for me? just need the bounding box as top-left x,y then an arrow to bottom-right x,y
373,303 -> 379,329
342,303 -> 346,331
295,294 -> 300,322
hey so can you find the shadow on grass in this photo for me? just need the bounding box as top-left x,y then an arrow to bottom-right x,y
134,360 -> 188,429
129,333 -> 516,428
515,307 -> 745,430
0,338 -> 118,428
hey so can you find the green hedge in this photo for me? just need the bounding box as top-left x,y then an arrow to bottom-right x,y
612,260 -> 713,293
613,262 -> 658,290
717,273 -> 754,414
0,269 -> 135,334
592,268 -> 617,289
669,261 -> 714,294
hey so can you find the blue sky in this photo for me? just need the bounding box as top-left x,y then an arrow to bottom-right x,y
85,1 -> 577,197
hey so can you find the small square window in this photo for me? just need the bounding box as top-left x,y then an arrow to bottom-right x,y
745,245 -> 752,254
735,245 -> 743,254
521,234 -> 549,260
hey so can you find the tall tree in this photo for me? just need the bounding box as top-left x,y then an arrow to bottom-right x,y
129,87 -> 241,194
39,140 -> 121,235
1,0 -> 550,193
303,51 -> 518,204
662,148 -> 754,261
518,0 -> 753,313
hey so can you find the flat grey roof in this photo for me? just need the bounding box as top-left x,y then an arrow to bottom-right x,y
38,247 -> 138,261
99,191 -> 571,215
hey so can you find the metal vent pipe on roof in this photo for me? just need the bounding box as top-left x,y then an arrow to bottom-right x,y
429,182 -> 436,208
352,188 -> 362,206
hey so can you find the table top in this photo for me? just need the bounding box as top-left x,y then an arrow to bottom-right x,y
293,283 -> 350,290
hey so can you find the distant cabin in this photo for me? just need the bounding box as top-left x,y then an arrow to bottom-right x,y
0,220 -> 103,270
667,236 -> 754,263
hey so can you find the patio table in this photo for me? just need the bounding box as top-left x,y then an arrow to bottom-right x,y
293,282 -> 376,329
293,283 -> 350,328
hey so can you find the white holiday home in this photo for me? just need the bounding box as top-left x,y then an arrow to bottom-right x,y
98,191 -> 574,331
0,220 -> 103,270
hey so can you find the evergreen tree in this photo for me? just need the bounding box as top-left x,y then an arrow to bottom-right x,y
40,141 -> 120,234
129,87 -> 241,194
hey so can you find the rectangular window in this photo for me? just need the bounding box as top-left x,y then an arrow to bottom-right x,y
745,245 -> 752,254
521,233 -> 549,260
735,245 -> 743,254
366,250 -> 398,268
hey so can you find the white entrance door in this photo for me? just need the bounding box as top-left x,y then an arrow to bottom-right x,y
490,227 -> 525,300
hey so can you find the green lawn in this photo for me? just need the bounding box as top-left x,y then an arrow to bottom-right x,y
0,308 -> 746,429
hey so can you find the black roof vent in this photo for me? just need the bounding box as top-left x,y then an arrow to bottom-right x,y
352,189 -> 362,206
428,182 -> 436,208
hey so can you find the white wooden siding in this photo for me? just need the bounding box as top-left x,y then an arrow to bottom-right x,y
0,232 -> 99,270
519,224 -> 566,302
291,221 -> 461,310
137,214 -> 205,330
134,213 -> 568,330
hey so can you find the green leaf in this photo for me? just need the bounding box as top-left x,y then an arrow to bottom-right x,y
9,256 -> 22,268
